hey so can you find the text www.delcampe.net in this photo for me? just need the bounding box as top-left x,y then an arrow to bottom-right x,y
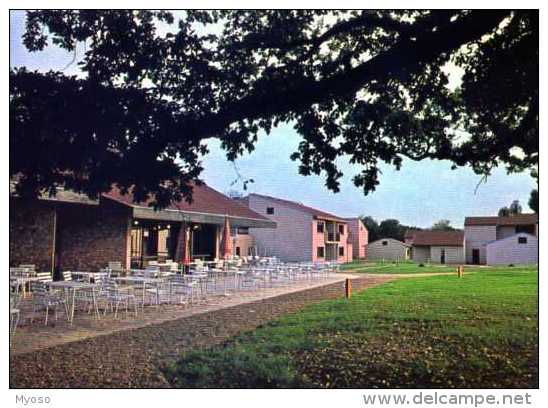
363,392 -> 533,407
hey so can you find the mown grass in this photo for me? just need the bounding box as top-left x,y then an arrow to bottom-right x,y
163,266 -> 538,388
341,260 -> 497,274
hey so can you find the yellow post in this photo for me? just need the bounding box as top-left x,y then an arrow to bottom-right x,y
457,265 -> 464,278
345,278 -> 352,299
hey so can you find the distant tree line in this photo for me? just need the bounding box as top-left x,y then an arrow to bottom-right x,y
498,200 -> 523,217
498,195 -> 539,216
529,169 -> 538,213
360,216 -> 459,243
501,168 -> 538,215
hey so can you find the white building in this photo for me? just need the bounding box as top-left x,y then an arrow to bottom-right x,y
464,214 -> 538,265
405,230 -> 465,264
367,238 -> 411,262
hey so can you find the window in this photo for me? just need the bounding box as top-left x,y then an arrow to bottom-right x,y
382,240 -> 388,246
237,227 -> 249,235
317,247 -> 325,258
266,207 -> 274,215
518,237 -> 527,244
339,224 -> 345,235
317,222 -> 324,233
339,246 -> 344,256
235,247 -> 241,256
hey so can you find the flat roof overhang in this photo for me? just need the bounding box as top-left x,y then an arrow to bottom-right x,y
132,206 -> 276,229
313,215 -> 347,223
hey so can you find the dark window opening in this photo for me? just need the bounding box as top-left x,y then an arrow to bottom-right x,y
518,237 -> 527,244
317,222 -> 324,233
339,246 -> 344,256
237,227 -> 249,235
266,207 -> 274,215
317,247 -> 325,258
339,224 -> 345,234
236,247 -> 241,256
382,240 -> 388,246
516,225 -> 535,234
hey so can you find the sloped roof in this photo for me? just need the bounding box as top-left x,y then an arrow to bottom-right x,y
486,232 -> 538,246
248,193 -> 347,222
465,214 -> 538,226
10,179 -> 269,222
104,184 -> 268,221
408,230 -> 464,247
370,238 -> 411,247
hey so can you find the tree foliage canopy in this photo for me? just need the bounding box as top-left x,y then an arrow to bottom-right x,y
528,168 -> 538,213
431,219 -> 455,231
361,216 -> 421,242
498,199 -> 523,217
10,10 -> 538,206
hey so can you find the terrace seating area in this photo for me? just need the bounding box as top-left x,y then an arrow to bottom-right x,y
9,257 -> 343,354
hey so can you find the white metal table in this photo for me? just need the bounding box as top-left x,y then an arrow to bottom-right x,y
48,281 -> 100,324
70,271 -> 108,283
114,276 -> 166,307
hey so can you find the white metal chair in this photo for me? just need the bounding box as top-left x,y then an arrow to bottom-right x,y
62,271 -> 73,281
18,264 -> 37,275
36,272 -> 53,283
10,292 -> 20,346
107,261 -> 125,277
10,267 -> 32,277
98,280 -> 138,318
29,281 -> 69,326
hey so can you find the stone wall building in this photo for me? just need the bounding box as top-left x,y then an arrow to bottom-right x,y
10,184 -> 274,274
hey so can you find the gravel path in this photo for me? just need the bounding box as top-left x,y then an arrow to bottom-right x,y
10,275 -> 393,388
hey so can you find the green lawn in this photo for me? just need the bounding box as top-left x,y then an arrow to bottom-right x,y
163,266 -> 538,388
342,260 -> 493,274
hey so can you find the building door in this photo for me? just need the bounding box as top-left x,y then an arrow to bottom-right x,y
472,249 -> 480,265
440,249 -> 446,264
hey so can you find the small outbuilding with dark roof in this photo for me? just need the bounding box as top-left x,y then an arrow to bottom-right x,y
406,230 -> 465,264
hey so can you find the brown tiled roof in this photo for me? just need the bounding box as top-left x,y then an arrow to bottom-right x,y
103,184 -> 268,221
465,214 -> 538,226
249,193 -> 348,222
409,230 -> 464,246
404,228 -> 422,239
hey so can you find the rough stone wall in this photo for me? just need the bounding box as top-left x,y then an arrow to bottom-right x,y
9,198 -> 56,272
55,199 -> 132,271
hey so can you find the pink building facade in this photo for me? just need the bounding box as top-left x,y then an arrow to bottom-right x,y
240,194 -> 355,263
345,218 -> 368,260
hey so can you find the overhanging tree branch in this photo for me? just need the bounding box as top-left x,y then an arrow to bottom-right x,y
179,10 -> 509,142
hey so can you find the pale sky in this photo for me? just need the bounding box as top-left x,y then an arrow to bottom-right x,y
9,10 -> 536,228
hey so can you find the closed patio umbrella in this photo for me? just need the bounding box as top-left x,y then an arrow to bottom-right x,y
222,216 -> 233,259
175,223 -> 191,266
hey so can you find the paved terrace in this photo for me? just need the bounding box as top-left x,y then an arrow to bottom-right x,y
10,274 -> 393,388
